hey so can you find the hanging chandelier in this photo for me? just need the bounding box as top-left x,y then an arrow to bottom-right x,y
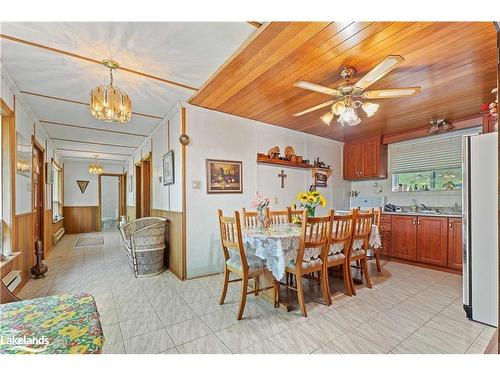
90,60 -> 132,124
89,156 -> 104,175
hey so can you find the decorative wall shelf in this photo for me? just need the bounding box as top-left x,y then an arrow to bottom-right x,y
311,167 -> 333,178
256,154 -> 313,169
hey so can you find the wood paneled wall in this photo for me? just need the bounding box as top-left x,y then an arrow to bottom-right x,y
43,208 -> 64,257
126,206 -> 136,222
151,209 -> 184,280
13,212 -> 34,289
63,206 -> 99,234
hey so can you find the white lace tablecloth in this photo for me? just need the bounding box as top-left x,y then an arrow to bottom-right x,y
243,223 -> 381,280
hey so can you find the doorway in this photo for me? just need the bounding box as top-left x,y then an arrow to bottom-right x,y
135,157 -> 151,219
32,137 -> 45,254
98,173 -> 125,231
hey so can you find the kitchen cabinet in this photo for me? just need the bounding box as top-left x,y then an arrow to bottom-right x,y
343,136 -> 387,180
382,214 -> 463,271
416,216 -> 448,266
447,218 -> 463,269
391,215 -> 418,261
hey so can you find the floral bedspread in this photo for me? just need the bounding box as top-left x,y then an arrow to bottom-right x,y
0,293 -> 104,354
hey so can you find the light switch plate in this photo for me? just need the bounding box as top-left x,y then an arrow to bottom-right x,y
192,180 -> 201,189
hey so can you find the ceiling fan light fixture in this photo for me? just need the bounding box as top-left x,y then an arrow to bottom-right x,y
362,101 -> 379,117
332,101 -> 346,116
320,112 -> 334,125
338,105 -> 361,127
363,56 -> 402,83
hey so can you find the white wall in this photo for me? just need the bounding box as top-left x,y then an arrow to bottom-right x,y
184,104 -> 350,278
64,161 -> 123,206
1,64 -> 60,214
126,106 -> 182,212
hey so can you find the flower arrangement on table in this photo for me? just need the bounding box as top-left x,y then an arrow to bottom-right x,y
291,190 -> 327,223
250,192 -> 271,228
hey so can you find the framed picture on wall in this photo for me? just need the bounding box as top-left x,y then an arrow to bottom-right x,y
162,150 -> 174,186
15,132 -> 32,178
314,172 -> 328,187
46,162 -> 54,185
206,159 -> 243,194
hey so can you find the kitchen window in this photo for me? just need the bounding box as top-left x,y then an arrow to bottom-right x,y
389,127 -> 481,192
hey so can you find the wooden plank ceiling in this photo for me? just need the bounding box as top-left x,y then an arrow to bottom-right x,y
189,22 -> 497,142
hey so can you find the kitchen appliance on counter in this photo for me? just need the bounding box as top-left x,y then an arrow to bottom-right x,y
463,132 -> 498,327
349,196 -> 386,210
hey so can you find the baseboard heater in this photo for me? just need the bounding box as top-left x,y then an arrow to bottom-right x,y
2,270 -> 22,292
53,227 -> 65,244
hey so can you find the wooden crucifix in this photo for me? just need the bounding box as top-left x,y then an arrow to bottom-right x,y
278,169 -> 287,188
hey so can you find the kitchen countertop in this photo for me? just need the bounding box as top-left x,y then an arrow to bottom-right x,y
382,211 -> 462,218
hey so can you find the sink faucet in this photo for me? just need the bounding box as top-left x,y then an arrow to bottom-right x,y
453,202 -> 460,212
420,203 -> 431,211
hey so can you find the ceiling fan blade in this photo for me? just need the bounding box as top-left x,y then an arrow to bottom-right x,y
294,81 -> 340,96
362,87 -> 421,99
355,55 -> 405,90
293,100 -> 336,117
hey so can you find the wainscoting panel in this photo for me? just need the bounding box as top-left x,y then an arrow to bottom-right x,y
63,206 -> 99,234
13,212 -> 33,290
151,209 -> 184,280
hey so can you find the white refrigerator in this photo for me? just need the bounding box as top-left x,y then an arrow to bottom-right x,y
462,132 -> 498,327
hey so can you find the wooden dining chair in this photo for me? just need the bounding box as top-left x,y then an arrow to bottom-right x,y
218,209 -> 278,319
241,208 -> 262,227
324,211 -> 355,303
269,209 -> 290,225
287,207 -> 304,223
283,210 -> 333,317
348,208 -> 373,295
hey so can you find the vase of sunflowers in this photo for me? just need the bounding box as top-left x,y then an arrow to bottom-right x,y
294,190 -> 327,218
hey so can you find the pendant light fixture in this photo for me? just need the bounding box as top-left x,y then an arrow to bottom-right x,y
90,60 -> 132,124
89,155 -> 104,175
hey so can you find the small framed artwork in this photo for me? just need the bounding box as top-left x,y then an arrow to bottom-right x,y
314,172 -> 328,188
16,132 -> 32,178
162,150 -> 174,186
206,159 -> 243,194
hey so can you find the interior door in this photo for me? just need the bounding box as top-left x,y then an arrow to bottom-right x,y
135,164 -> 142,219
141,159 -> 151,217
391,215 -> 417,260
416,216 -> 448,266
32,144 -> 44,250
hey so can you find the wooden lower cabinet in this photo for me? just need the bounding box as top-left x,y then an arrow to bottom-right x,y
447,218 -> 463,269
384,214 -> 462,270
391,215 -> 418,261
416,216 -> 448,266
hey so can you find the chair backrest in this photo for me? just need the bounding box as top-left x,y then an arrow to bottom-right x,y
295,210 -> 333,270
352,208 -> 374,249
218,209 -> 247,269
372,207 -> 381,227
269,209 -> 289,224
287,207 -> 304,222
241,208 -> 261,227
331,210 -> 355,256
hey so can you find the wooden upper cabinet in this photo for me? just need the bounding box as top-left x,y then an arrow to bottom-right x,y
447,218 -> 463,269
416,216 -> 448,266
391,215 -> 417,261
343,136 -> 387,180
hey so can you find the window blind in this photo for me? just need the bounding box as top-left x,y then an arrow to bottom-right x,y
389,127 -> 482,174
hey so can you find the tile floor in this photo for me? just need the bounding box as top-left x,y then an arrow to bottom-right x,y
18,231 -> 496,354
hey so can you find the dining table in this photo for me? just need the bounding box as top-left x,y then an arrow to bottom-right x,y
242,222 -> 381,309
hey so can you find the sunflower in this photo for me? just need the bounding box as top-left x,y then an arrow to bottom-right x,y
319,195 -> 327,207
307,195 -> 316,203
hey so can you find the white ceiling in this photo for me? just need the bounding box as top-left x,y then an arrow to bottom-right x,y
0,22 -> 256,162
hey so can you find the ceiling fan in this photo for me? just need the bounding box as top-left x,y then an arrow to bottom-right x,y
293,55 -> 421,127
